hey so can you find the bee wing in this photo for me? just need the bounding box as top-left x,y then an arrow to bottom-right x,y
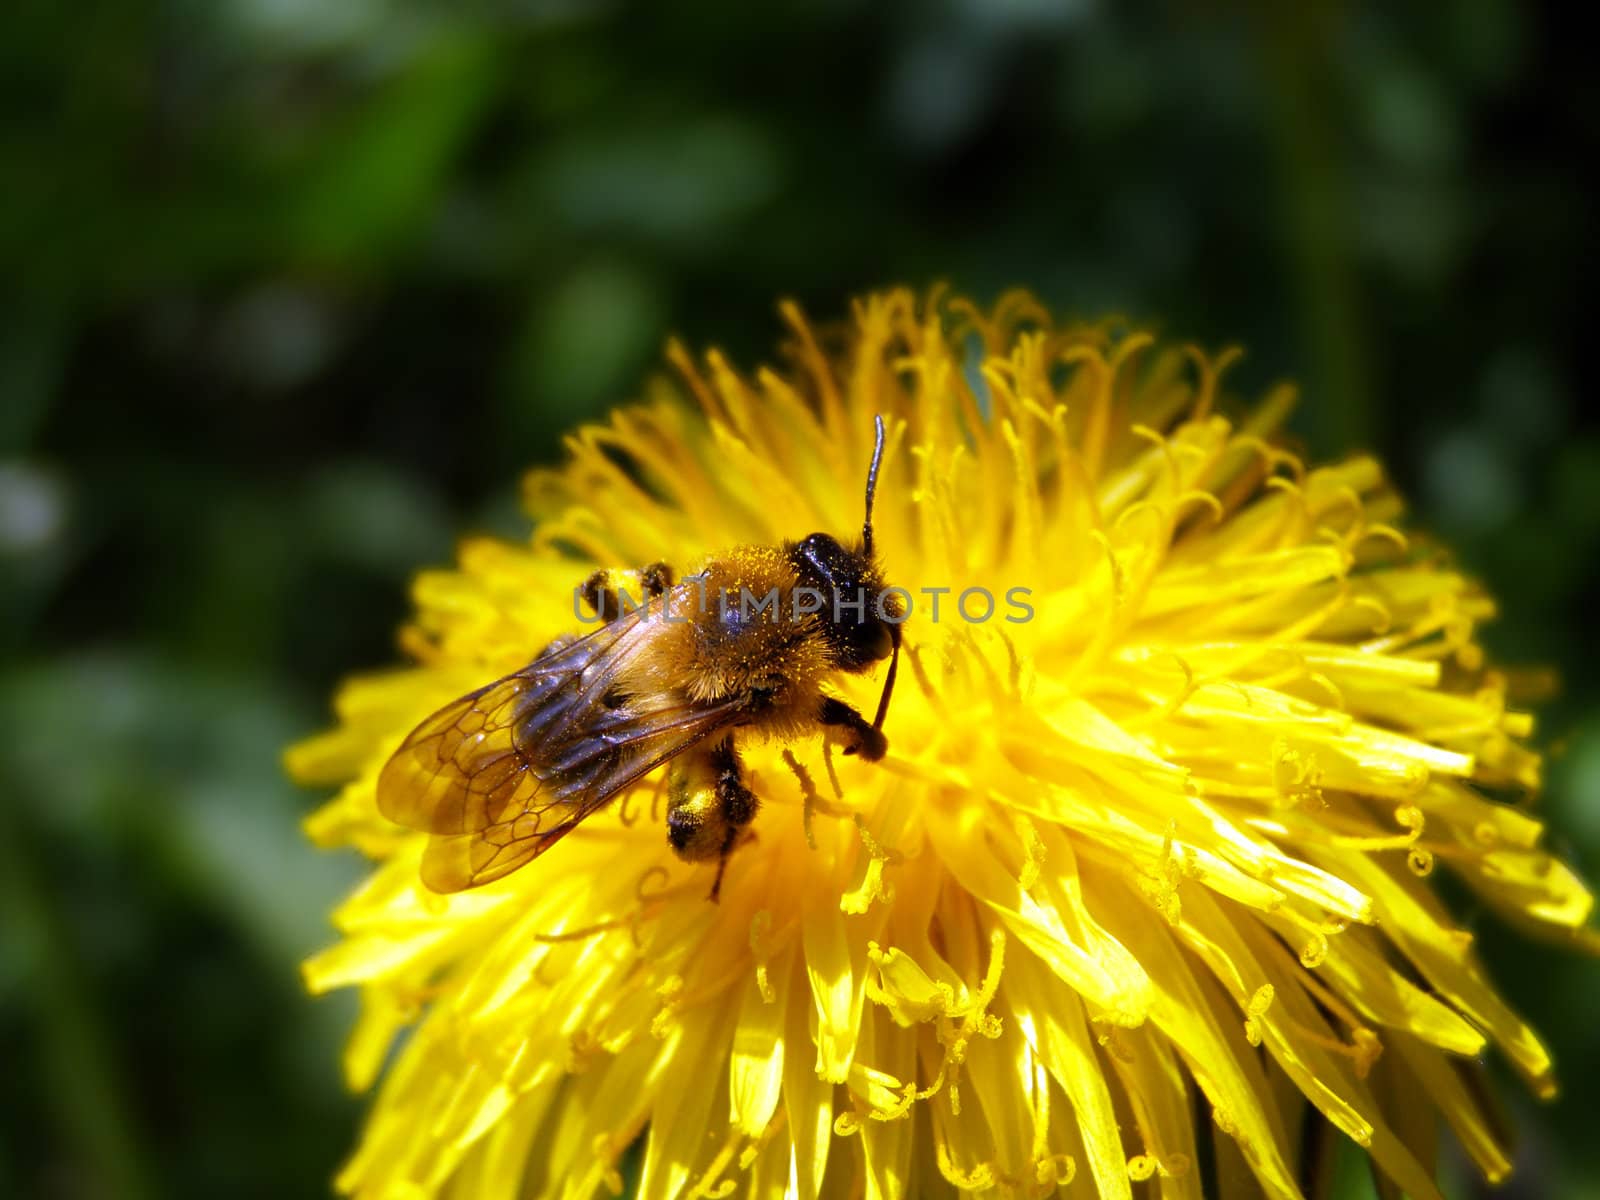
377,610 -> 744,892
415,698 -> 742,891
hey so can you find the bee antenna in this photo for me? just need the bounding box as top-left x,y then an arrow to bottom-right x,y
863,414 -> 886,558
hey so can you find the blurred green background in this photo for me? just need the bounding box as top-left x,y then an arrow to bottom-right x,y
2,2 -> 1596,1197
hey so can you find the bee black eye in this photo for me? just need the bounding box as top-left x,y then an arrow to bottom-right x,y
858,618 -> 894,663
787,531 -> 900,673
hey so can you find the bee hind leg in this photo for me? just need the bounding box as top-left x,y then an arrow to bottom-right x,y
580,561 -> 676,623
664,735 -> 759,902
709,737 -> 758,901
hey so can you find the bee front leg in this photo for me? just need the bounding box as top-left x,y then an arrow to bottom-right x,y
817,696 -> 887,762
580,561 -> 675,623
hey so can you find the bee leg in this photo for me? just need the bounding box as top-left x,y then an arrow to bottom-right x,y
709,737 -> 759,901
580,562 -> 676,623
580,570 -> 624,623
817,696 -> 887,762
665,736 -> 758,901
639,561 -> 674,598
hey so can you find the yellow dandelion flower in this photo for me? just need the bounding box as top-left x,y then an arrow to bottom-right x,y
289,288 -> 1595,1200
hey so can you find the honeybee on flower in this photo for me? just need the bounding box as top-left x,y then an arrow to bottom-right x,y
376,416 -> 904,900
290,288 -> 1595,1200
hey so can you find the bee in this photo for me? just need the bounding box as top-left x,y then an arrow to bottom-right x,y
377,417 -> 903,897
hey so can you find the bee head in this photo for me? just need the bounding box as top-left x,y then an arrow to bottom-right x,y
786,416 -> 902,731
789,531 -> 899,669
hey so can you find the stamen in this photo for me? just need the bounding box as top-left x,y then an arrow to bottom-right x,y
665,338 -> 718,417
1035,1154 -> 1077,1187
1178,488 -> 1226,526
635,865 -> 672,905
532,915 -> 633,944
841,814 -> 902,914
1028,1058 -> 1051,1163
1122,652 -> 1200,731
933,930 -> 1007,1115
687,1129 -> 744,1199
1300,930 -> 1329,968
649,770 -> 669,826
1350,592 -> 1395,634
1013,814 -> 1046,892
1234,433 -> 1308,485
1271,740 -> 1325,809
1138,822 -> 1187,925
784,749 -> 820,851
650,976 -> 686,1039
1355,523 -> 1410,557
1094,1019 -> 1137,1065
777,299 -> 844,433
738,1110 -> 785,1169
1184,343 -> 1245,420
1243,984 -> 1275,1047
862,931 -> 1008,1130
1299,669 -> 1346,711
749,910 -> 775,1003
782,749 -> 849,850
1001,418 -> 1041,569
1063,530 -> 1126,690
934,1137 -> 997,1191
590,1132 -> 626,1197
995,628 -> 1026,700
